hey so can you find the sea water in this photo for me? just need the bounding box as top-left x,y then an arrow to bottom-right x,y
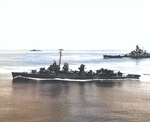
0,49 -> 150,122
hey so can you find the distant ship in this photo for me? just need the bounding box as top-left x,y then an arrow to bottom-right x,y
103,55 -> 123,59
30,49 -> 42,51
103,45 -> 150,59
12,49 -> 140,80
124,45 -> 150,58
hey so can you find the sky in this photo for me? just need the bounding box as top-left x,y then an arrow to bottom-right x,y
0,0 -> 150,50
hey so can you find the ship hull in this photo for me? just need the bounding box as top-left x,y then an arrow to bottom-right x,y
124,55 -> 150,59
104,55 -> 150,59
103,55 -> 123,58
12,72 -> 140,80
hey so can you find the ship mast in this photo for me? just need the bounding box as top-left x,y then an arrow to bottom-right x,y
59,49 -> 63,68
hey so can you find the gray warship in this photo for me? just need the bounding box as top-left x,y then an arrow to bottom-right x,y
124,45 -> 150,58
12,49 -> 140,80
103,45 -> 150,59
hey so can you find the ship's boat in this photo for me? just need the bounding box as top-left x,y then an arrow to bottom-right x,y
12,49 -> 140,80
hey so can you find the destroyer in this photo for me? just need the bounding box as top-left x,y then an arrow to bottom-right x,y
12,49 -> 140,80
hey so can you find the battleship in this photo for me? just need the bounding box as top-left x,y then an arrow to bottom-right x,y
12,49 -> 140,80
124,45 -> 150,58
103,45 -> 150,59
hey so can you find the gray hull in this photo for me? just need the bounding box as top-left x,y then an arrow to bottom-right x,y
103,55 -> 123,58
12,72 -> 140,80
124,55 -> 150,59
